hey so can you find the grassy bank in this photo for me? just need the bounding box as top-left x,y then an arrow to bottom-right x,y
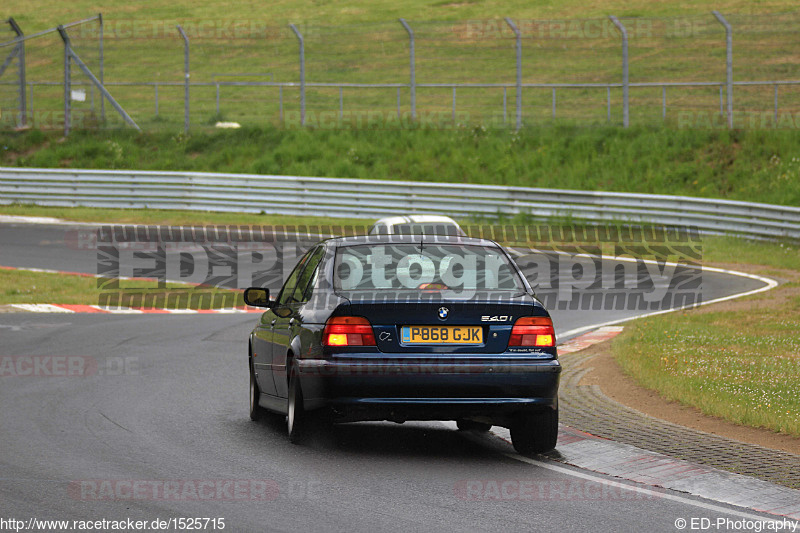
3,126 -> 800,206
0,268 -> 239,308
612,278 -> 800,437
10,0 -> 797,30
4,1 -> 798,131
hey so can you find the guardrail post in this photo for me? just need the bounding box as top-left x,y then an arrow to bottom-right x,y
289,24 -> 305,126
504,17 -> 522,129
712,11 -> 733,129
7,18 -> 26,128
176,25 -> 189,134
98,13 -> 105,122
609,16 -> 629,128
399,19 -> 416,120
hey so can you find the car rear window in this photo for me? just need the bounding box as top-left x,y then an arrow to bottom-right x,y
333,244 -> 523,293
392,223 -> 461,236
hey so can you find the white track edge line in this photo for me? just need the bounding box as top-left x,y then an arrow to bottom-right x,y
505,451 -> 797,524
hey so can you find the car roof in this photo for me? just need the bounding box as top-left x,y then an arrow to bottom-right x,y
372,215 -> 460,226
323,234 -> 498,248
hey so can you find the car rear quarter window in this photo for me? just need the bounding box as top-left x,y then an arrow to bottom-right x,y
276,247 -> 317,306
292,246 -> 326,303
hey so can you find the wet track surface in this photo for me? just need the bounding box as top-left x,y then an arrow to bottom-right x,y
0,222 -> 783,531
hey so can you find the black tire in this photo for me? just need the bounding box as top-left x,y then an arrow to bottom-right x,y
510,408 -> 558,455
287,369 -> 307,444
456,419 -> 492,432
249,364 -> 268,422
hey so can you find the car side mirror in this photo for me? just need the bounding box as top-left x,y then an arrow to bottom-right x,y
243,287 -> 272,308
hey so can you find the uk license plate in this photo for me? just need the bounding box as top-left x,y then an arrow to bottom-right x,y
401,326 -> 483,345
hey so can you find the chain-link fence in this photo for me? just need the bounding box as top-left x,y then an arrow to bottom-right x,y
1,12 -> 799,132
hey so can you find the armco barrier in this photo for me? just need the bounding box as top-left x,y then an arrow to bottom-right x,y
1,167 -> 799,240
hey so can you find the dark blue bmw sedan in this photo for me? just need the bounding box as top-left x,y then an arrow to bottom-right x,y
244,234 -> 561,454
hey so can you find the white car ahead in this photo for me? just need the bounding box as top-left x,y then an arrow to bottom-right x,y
368,215 -> 465,236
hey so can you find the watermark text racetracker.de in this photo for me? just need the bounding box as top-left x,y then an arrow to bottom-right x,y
67,477 -> 321,502
455,478 -> 660,501
78,223 -> 702,311
0,356 -> 138,377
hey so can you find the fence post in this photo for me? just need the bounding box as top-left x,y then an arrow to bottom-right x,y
289,24 -> 305,126
7,18 -> 26,128
57,25 -> 140,133
504,17 -> 522,130
712,11 -> 733,129
399,18 -> 415,120
503,87 -> 507,125
57,26 -> 72,136
608,16 -> 628,128
176,25 -> 189,134
774,84 -> 778,125
99,13 -> 105,122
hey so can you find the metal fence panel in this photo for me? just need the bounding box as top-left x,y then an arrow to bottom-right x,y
3,12 -> 800,131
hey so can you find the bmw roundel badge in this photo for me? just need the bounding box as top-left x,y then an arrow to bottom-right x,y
438,307 -> 449,320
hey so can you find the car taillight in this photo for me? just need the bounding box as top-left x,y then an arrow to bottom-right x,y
323,316 -> 376,347
508,317 -> 555,347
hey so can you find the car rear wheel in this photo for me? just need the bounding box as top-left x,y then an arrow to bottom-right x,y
510,408 -> 558,455
287,370 -> 307,444
249,364 -> 267,422
456,419 -> 492,432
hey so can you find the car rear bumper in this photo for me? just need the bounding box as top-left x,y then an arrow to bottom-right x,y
296,357 -> 560,422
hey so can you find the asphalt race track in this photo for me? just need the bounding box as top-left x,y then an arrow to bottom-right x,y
0,221 -> 784,532
0,221 -> 769,339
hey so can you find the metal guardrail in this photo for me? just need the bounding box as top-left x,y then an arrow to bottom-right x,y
1,167 -> 799,240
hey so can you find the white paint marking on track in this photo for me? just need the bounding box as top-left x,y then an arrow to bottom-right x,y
506,247 -> 779,340
10,304 -> 75,313
559,263 -> 777,339
449,422 -> 797,524
504,451 -> 795,525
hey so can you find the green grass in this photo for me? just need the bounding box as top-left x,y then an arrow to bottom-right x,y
2,1 -> 799,131
0,203 -> 373,228
0,268 -> 239,308
700,235 -> 800,271
3,125 -> 800,206
613,287 -> 800,436
8,0 -> 797,29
